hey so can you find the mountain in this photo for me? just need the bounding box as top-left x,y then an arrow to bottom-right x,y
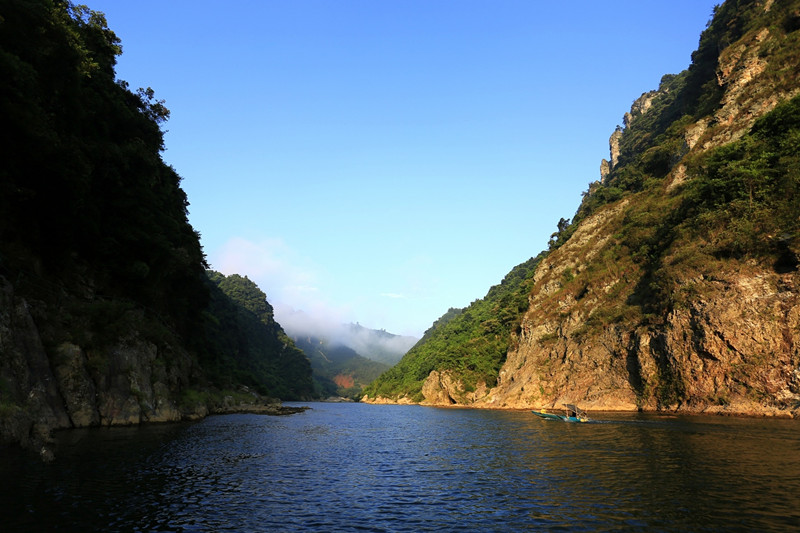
365,0 -> 800,416
365,257 -> 542,402
204,272 -> 314,400
0,1 -> 313,456
277,309 -> 418,398
340,323 -> 419,366
277,307 -> 418,367
292,335 -> 390,399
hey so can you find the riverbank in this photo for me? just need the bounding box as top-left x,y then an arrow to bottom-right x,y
1,388 -> 310,462
363,395 -> 799,419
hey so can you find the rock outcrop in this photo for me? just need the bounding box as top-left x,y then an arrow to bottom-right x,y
0,274 -> 305,459
483,215 -> 799,416
0,3 -> 315,458
0,275 -> 199,457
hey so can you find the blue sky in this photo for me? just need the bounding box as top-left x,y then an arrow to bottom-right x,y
89,1 -> 719,337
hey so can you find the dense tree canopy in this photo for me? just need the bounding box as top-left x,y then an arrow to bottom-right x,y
204,272 -> 314,399
0,1 -> 314,401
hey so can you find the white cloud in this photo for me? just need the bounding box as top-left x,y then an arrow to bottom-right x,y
380,292 -> 406,299
208,237 -> 434,338
210,236 -> 354,330
211,236 -> 319,305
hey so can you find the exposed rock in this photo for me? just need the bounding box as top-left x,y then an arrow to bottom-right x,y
367,1 -> 800,419
53,343 -> 99,427
624,90 -> 660,128
608,127 -> 623,168
0,277 -> 71,455
421,370 -> 454,405
698,25 -> 800,152
683,118 -> 710,151
363,395 -> 416,405
606,87 -> 668,173
666,163 -> 688,192
477,171 -> 800,415
484,257 -> 799,416
210,401 -> 309,416
321,396 -> 355,403
599,158 -> 610,182
0,274 -> 308,457
473,5 -> 800,418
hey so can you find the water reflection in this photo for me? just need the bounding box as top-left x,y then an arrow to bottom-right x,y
1,405 -> 798,531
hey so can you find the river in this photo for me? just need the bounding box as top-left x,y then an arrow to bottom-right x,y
2,402 -> 799,531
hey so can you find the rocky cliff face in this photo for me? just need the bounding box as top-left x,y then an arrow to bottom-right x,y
0,273 -> 296,459
0,3 -> 315,457
483,208 -> 799,415
410,0 -> 800,416
0,275 -> 204,458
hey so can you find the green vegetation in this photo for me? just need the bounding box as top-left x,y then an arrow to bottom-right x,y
568,0 -> 800,239
366,0 -> 800,407
3,0 -> 798,415
555,1 -> 800,322
0,1 -> 314,405
292,336 -> 389,399
0,1 -> 207,335
364,254 -> 544,400
684,94 -> 800,259
203,272 -> 315,399
600,92 -> 800,319
178,387 -> 269,410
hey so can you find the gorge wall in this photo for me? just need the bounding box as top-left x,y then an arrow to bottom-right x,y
369,0 -> 800,417
0,275 -> 199,458
0,2 -> 314,458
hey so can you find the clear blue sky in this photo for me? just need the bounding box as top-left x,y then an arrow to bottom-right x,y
89,0 -> 719,337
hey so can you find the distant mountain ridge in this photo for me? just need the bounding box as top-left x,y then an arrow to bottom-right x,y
291,334 -> 390,399
276,306 -> 418,365
277,310 -> 418,398
340,322 -> 419,366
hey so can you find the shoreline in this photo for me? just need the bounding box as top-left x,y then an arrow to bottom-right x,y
2,399 -> 312,462
362,396 -> 799,419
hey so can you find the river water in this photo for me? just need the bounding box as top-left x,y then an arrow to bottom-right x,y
2,402 -> 799,531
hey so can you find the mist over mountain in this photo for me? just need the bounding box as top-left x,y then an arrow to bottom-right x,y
275,305 -> 418,366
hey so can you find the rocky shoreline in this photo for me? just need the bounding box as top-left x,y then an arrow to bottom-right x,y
363,394 -> 799,419
2,393 -> 311,462
210,403 -> 310,416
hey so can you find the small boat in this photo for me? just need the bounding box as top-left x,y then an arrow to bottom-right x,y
531,404 -> 589,423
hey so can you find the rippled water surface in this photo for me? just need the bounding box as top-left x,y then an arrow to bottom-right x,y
2,403 -> 799,531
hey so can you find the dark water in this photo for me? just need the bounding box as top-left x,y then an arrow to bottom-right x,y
2,403 -> 799,531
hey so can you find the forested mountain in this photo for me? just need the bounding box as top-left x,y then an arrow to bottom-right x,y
366,0 -> 800,416
292,334 -> 390,400
0,0 -> 313,455
276,315 -> 415,399
277,309 -> 418,367
365,255 -> 543,402
205,273 -> 314,400
340,323 -> 418,366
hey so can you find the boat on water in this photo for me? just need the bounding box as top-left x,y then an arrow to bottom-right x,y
531,404 -> 590,423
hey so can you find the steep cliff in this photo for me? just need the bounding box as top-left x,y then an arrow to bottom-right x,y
367,0 -> 800,416
0,1 -> 313,457
0,273 -> 200,458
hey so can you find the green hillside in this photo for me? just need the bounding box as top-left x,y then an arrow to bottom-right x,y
292,335 -> 389,399
364,254 -> 544,401
204,273 -> 314,400
365,0 -> 800,408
